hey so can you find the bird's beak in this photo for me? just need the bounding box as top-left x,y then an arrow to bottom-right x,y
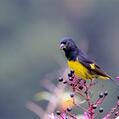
60,43 -> 66,50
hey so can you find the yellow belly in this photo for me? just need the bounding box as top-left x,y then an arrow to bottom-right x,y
67,60 -> 94,80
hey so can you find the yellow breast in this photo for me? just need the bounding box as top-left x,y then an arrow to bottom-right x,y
67,60 -> 93,80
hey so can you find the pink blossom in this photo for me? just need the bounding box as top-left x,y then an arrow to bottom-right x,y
116,76 -> 119,80
84,112 -> 89,119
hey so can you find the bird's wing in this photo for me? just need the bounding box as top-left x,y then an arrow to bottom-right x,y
77,54 -> 111,78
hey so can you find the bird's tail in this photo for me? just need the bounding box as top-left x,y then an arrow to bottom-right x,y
99,75 -> 119,86
98,75 -> 112,80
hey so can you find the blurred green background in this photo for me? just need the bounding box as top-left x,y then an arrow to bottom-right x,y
0,0 -> 119,119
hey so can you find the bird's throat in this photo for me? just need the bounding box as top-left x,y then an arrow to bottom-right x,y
64,50 -> 78,61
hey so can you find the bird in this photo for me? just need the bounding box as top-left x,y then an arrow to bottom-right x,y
60,37 -> 111,80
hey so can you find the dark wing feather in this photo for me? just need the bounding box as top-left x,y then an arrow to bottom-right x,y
91,63 -> 111,78
77,51 -> 111,78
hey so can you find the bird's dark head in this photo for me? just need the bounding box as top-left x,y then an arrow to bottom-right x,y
60,37 -> 78,51
60,37 -> 78,60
